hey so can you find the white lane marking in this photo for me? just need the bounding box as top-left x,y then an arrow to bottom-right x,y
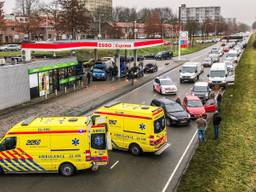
161,130 -> 198,192
110,160 -> 119,170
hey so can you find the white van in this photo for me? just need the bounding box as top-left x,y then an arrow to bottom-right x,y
208,63 -> 228,87
179,62 -> 203,83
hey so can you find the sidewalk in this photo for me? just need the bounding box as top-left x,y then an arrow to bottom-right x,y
0,59 -> 184,134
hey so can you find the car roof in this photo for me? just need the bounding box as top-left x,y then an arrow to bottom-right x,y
211,63 -> 226,70
152,98 -> 176,105
183,62 -> 200,67
194,82 -> 208,86
185,95 -> 200,100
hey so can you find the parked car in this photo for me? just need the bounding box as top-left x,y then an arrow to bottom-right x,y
202,57 -> 213,67
144,53 -> 156,60
144,63 -> 158,73
153,77 -> 177,95
191,82 -> 211,102
91,62 -> 108,81
183,95 -> 207,119
0,45 -> 8,51
5,44 -> 21,51
129,66 -> 144,78
151,98 -> 191,126
155,51 -> 173,60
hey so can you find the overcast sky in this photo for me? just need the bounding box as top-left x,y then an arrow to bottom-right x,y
4,0 -> 256,25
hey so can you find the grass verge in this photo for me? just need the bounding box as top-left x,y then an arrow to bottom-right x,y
178,34 -> 256,192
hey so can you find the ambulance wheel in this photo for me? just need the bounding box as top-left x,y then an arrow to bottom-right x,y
59,163 -> 76,176
166,118 -> 172,127
129,143 -> 142,156
0,166 -> 4,175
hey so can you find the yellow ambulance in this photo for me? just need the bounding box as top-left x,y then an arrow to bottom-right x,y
95,102 -> 170,156
0,116 -> 110,176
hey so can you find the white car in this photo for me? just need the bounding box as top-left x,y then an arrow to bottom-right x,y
226,70 -> 235,85
226,50 -> 239,63
153,77 -> 177,95
209,53 -> 220,63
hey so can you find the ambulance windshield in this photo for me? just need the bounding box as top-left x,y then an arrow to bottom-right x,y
154,116 -> 165,134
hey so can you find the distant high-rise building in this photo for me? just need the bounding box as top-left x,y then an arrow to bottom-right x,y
224,18 -> 237,24
81,0 -> 112,19
179,4 -> 221,23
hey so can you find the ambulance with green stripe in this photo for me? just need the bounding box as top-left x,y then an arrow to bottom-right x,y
0,116 -> 111,176
95,102 -> 170,156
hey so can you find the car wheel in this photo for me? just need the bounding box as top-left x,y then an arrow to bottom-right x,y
0,166 -> 5,175
129,143 -> 142,156
197,75 -> 199,80
59,163 -> 76,176
180,79 -> 183,83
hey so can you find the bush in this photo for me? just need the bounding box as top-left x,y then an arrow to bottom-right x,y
253,39 -> 256,49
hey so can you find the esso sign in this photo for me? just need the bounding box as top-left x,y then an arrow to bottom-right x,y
98,42 -> 132,49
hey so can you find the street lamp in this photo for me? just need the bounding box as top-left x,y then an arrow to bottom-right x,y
98,14 -> 104,39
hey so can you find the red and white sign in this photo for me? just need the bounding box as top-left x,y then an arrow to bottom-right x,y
21,39 -> 164,51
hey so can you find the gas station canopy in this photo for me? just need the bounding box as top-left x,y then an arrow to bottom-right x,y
21,39 -> 165,52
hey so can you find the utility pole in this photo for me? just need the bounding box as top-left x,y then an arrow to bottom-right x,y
98,14 -> 102,39
134,21 -> 137,39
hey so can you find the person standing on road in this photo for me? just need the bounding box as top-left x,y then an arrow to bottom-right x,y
196,117 -> 207,142
176,97 -> 182,105
217,91 -> 223,112
213,111 -> 222,140
87,71 -> 92,87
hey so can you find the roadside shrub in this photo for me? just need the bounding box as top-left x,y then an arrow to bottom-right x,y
253,39 -> 256,49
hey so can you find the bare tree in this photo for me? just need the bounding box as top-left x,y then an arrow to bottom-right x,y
56,0 -> 92,40
144,10 -> 161,38
185,19 -> 199,46
15,0 -> 39,16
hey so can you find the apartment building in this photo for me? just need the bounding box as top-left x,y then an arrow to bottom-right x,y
179,4 -> 221,23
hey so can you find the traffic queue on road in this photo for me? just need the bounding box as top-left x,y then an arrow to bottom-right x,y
0,36 -> 248,177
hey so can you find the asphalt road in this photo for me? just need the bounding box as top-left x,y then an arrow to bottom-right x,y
0,44 -> 220,192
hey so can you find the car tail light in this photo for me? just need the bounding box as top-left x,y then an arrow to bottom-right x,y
149,135 -> 155,145
85,150 -> 91,161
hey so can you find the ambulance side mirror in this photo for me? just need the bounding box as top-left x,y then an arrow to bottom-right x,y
91,115 -> 100,125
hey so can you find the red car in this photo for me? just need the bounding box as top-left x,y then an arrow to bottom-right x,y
183,96 -> 217,119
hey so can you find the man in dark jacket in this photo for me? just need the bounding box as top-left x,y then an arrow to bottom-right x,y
213,111 -> 222,140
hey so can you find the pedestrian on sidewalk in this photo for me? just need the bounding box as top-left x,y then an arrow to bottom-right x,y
213,111 -> 222,140
196,116 -> 207,142
87,71 -> 92,87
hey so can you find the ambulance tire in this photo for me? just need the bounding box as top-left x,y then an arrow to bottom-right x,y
129,143 -> 142,156
59,163 -> 76,176
0,166 -> 5,175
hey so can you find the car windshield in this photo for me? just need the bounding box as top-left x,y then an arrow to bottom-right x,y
94,63 -> 105,70
227,53 -> 237,57
160,79 -> 173,85
181,66 -> 196,73
210,70 -> 225,77
187,100 -> 203,107
165,103 -> 184,113
194,85 -> 208,92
